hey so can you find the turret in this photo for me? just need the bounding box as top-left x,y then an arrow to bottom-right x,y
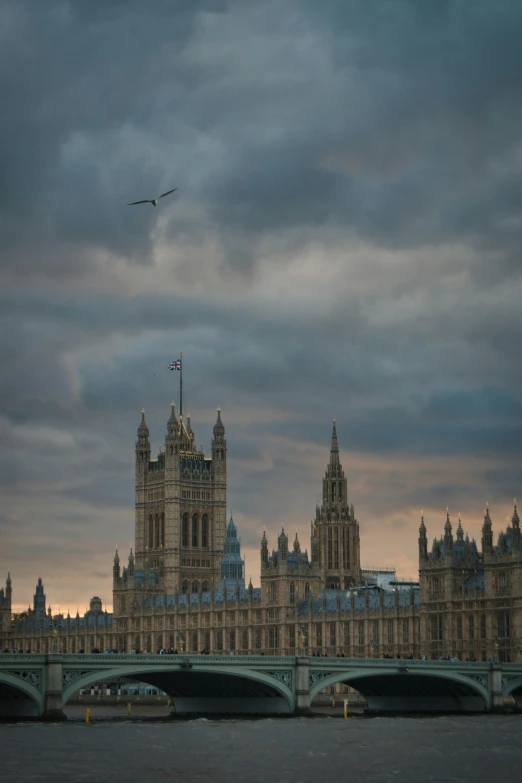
113,550 -> 120,580
212,408 -> 226,454
219,515 -> 245,587
136,409 -> 151,472
261,530 -> 268,569
482,505 -> 493,555
278,526 -> 288,563
33,577 -> 46,616
293,531 -> 301,554
166,402 -> 178,444
128,548 -> 135,577
418,514 -> 427,560
512,500 -> 520,550
444,510 -> 453,554
6,573 -> 12,606
211,408 -> 227,559
456,514 -> 464,541
211,408 -> 226,477
165,402 -> 180,497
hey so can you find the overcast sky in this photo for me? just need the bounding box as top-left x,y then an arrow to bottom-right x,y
1,0 -> 521,613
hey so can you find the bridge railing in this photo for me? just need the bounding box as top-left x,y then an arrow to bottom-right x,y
0,654 -> 47,664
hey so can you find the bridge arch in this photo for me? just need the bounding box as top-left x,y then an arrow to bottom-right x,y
503,675 -> 522,711
62,662 -> 294,714
0,671 -> 43,717
310,667 -> 490,713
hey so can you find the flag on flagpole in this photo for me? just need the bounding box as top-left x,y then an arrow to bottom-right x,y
168,360 -> 182,371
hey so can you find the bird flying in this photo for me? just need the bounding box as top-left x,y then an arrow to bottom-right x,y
128,188 -> 177,207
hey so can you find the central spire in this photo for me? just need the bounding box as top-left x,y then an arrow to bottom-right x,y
330,418 -> 339,465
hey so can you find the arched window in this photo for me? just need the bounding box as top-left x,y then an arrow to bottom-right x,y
269,583 -> 276,602
155,514 -> 160,549
161,513 -> 165,547
181,580 -> 189,594
192,514 -> 198,547
182,513 -> 189,547
305,583 -> 310,600
148,514 -> 154,550
329,581 -> 335,590
202,580 -> 209,593
289,583 -> 295,604
201,514 -> 209,548
192,580 -> 199,594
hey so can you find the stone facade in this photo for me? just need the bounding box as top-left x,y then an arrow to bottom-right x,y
418,503 -> 522,662
1,403 -> 520,663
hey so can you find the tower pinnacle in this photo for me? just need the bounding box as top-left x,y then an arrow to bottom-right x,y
330,418 -> 339,465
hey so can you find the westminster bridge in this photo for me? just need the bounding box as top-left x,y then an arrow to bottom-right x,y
1,653 -> 522,719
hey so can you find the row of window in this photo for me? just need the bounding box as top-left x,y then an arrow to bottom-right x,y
327,481 -> 344,503
430,612 -> 510,641
269,583 -> 312,603
146,512 -> 213,550
431,572 -> 510,597
182,513 -> 209,548
12,633 -> 515,662
147,513 -> 165,550
180,558 -> 211,568
327,526 -> 351,570
181,490 -> 212,501
114,618 -> 411,647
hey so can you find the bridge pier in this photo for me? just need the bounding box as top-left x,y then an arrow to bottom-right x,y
42,655 -> 67,721
294,657 -> 313,715
490,663 -> 506,713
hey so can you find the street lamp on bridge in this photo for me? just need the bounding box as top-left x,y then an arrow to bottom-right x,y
299,625 -> 308,657
176,633 -> 186,654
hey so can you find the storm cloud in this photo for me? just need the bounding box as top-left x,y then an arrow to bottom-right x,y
1,0 -> 521,610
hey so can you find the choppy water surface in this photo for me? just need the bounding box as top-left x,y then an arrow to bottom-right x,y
1,710 -> 521,783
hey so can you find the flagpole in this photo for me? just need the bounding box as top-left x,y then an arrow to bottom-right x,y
179,351 -> 183,417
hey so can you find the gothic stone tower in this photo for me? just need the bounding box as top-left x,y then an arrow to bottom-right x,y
311,421 -> 361,589
0,573 -> 11,634
133,403 -> 227,595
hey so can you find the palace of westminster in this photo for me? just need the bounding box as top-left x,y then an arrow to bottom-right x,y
1,402 -> 521,662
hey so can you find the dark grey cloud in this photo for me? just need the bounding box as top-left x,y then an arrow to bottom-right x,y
1,0 -> 521,609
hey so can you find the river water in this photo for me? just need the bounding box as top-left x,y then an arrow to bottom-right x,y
1,708 -> 520,782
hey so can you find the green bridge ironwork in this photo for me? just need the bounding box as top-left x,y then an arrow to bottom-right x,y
1,653 -> 521,719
